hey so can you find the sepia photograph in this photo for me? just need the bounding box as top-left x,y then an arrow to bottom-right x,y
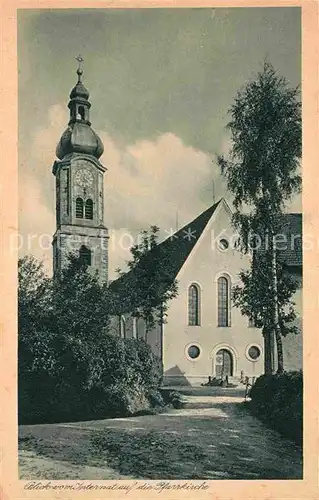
15,5 -> 304,483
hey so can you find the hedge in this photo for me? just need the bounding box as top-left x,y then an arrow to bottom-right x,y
249,371 -> 303,445
19,336 -> 163,424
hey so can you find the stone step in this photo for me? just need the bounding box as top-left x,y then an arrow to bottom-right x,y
180,393 -> 246,409
182,401 -> 216,409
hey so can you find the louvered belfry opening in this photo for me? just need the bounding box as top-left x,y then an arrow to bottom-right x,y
85,199 -> 93,219
76,197 -> 84,218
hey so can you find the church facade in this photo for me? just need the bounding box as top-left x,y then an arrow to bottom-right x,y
109,199 -> 302,385
157,199 -> 266,386
52,66 -> 302,386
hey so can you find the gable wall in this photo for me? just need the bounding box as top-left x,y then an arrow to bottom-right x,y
163,201 -> 264,385
108,202 -> 302,386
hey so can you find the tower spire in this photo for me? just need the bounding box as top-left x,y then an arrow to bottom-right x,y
55,58 -> 104,160
75,54 -> 84,82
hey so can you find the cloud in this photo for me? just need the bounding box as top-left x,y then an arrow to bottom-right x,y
32,104 -> 68,164
18,175 -> 55,273
18,107 -> 300,281
18,9 -> 301,280
108,228 -> 136,278
99,131 -> 225,278
100,131 -> 220,235
18,104 -> 67,272
19,109 -> 224,278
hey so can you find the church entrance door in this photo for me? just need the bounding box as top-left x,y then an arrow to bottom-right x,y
215,349 -> 233,377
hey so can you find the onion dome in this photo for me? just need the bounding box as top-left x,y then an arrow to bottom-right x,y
56,122 -> 104,159
56,55 -> 104,160
69,69 -> 90,100
70,80 -> 90,100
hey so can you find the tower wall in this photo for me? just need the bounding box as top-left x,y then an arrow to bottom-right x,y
52,68 -> 108,283
53,226 -> 108,283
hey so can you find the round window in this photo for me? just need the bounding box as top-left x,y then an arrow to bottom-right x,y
187,345 -> 201,359
247,345 -> 261,361
218,238 -> 229,251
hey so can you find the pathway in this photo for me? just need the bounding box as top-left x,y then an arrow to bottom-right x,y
19,387 -> 302,480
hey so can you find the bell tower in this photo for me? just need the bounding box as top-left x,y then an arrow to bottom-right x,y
52,56 -> 108,282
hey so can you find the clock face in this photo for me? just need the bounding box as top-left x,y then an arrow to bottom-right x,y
75,168 -> 94,187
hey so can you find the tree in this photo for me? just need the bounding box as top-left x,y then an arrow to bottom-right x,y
18,255 -> 52,326
18,254 -> 112,418
233,252 -> 300,343
18,256 -> 54,375
217,62 -> 301,373
113,225 -> 179,331
18,253 -> 163,422
18,254 -> 112,382
50,254 -> 112,390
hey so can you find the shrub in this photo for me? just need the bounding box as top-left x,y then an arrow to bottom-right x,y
123,338 -> 163,390
249,371 -> 303,445
167,390 -> 184,409
19,336 -> 163,423
159,389 -> 185,409
18,256 -> 164,423
147,389 -> 165,408
102,381 -> 151,417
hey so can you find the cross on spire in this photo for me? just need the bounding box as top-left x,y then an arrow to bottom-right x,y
76,54 -> 84,69
75,54 -> 84,81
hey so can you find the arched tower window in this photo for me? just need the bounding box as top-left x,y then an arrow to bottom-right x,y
77,105 -> 85,120
218,276 -> 230,327
79,245 -> 91,266
76,197 -> 84,218
188,284 -> 200,326
85,199 -> 93,220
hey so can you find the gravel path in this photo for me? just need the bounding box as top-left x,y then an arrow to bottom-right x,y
19,388 -> 302,480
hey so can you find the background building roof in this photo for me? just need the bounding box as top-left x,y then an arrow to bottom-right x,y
277,213 -> 302,267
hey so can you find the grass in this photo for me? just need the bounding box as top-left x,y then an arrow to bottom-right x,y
19,449 -> 132,480
91,429 -> 213,479
19,429 -> 232,480
19,433 -> 133,479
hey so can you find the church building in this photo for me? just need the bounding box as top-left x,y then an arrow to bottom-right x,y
52,64 -> 302,386
109,199 -> 302,385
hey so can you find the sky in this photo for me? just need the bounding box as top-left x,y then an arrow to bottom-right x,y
18,7 -> 301,279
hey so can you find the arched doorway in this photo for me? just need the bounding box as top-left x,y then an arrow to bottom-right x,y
215,348 -> 233,377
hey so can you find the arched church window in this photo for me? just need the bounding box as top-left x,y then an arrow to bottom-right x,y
120,316 -> 126,339
217,276 -> 230,327
76,197 -> 84,218
136,317 -> 145,340
79,245 -> 91,266
188,284 -> 200,326
77,105 -> 85,120
132,317 -> 137,339
85,199 -> 93,220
